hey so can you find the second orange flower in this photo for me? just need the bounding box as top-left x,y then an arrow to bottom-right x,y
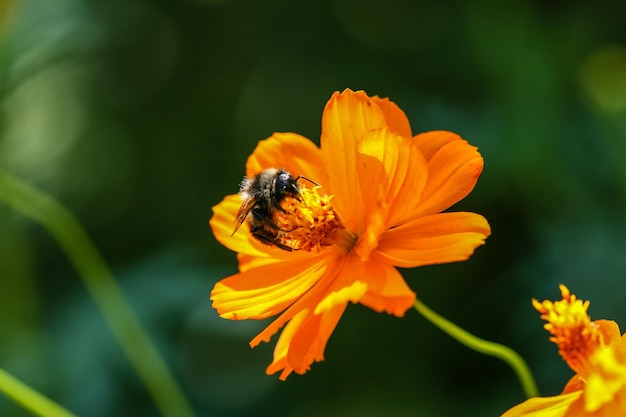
210,88 -> 491,380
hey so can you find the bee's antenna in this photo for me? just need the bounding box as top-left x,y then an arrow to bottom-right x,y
296,175 -> 319,186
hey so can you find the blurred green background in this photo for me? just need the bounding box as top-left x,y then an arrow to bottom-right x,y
1,0 -> 626,416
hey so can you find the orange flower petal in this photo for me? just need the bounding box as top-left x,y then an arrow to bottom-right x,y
595,319 -> 623,346
359,260 -> 416,317
501,391 -> 581,417
562,375 -> 585,394
314,280 -> 368,315
412,131 -> 484,217
287,303 -> 346,375
583,332 -> 626,413
266,304 -> 346,380
250,255 -> 355,379
210,194 -> 267,257
210,255 -> 328,320
249,254 -> 342,347
245,132 -> 328,188
236,250 -> 311,273
413,130 -> 465,160
374,212 -> 491,268
357,128 -> 429,229
265,309 -> 308,380
352,128 -> 428,261
353,128 -> 395,249
321,89 -> 387,232
314,253 -> 368,314
370,95 -> 412,138
385,141 -> 429,227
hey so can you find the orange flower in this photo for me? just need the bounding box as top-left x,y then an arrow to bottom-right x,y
502,285 -> 626,416
210,89 -> 490,380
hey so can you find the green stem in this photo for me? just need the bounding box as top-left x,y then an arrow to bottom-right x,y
0,368 -> 78,417
0,168 -> 196,417
414,298 -> 538,399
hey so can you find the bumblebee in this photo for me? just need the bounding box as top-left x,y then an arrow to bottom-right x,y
233,168 -> 311,251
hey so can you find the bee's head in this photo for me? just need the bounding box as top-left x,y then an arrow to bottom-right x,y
275,170 -> 300,198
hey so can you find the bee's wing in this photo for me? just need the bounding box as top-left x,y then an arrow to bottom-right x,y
232,198 -> 255,235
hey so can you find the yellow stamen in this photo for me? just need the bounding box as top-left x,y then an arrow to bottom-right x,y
275,186 -> 349,252
533,284 -> 605,376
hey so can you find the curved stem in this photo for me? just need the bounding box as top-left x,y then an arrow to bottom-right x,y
0,368 -> 78,417
0,168 -> 196,417
414,298 -> 539,399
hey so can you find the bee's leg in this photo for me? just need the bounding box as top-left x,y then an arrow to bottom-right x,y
250,230 -> 293,252
271,239 -> 295,251
271,195 -> 289,213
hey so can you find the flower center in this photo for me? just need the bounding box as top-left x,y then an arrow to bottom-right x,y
274,185 -> 351,252
533,285 -> 604,376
